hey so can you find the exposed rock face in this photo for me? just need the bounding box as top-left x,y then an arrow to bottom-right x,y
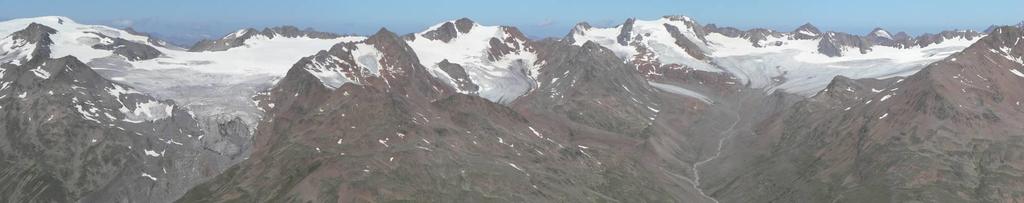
0,23 -> 55,64
705,24 -> 785,47
187,28 -> 257,52
421,21 -> 459,42
418,17 -> 477,43
617,18 -> 636,46
793,23 -> 822,40
704,27 -> 1024,202
485,26 -> 532,61
814,75 -> 904,107
436,59 -> 479,93
745,28 -> 786,47
88,31 -> 162,61
10,23 -> 56,48
914,30 -> 984,48
664,24 -> 708,60
703,24 -> 743,37
188,26 -> 343,52
563,22 -> 593,44
865,28 -> 914,48
817,32 -> 873,57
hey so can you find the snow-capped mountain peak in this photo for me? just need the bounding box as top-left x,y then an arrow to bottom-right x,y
416,17 -> 478,43
869,27 -> 893,40
0,22 -> 56,65
406,19 -> 538,103
793,23 -> 822,39
0,16 -> 160,64
566,16 -> 718,76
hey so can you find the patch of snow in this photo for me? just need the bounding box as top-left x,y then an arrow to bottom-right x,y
143,149 -> 163,157
30,66 -> 51,79
141,172 -> 157,181
507,162 -> 527,174
798,30 -> 819,37
649,82 -> 712,104
167,139 -> 183,145
528,126 -> 543,138
121,100 -> 173,123
1011,69 -> 1024,78
226,29 -> 249,39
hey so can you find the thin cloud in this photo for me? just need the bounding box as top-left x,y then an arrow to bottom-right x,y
537,19 -> 555,27
111,19 -> 134,27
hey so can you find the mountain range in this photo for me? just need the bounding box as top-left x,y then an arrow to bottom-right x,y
1,15 -> 1023,202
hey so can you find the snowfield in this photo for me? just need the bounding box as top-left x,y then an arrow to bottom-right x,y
708,32 -> 976,95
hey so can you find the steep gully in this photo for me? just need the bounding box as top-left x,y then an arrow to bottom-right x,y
692,101 -> 741,203
654,85 -> 744,203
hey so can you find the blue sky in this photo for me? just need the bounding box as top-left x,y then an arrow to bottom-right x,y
2,0 -> 1021,46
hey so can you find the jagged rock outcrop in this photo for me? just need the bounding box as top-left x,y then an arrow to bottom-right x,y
88,31 -> 162,61
914,30 -> 984,48
793,23 -> 822,40
0,23 -> 55,65
817,32 -> 873,57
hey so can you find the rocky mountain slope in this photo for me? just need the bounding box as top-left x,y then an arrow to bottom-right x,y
175,26 -> 748,202
0,23 -> 247,202
702,26 -> 1024,202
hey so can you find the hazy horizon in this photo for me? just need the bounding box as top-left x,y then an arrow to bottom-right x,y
3,0 -> 1022,46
